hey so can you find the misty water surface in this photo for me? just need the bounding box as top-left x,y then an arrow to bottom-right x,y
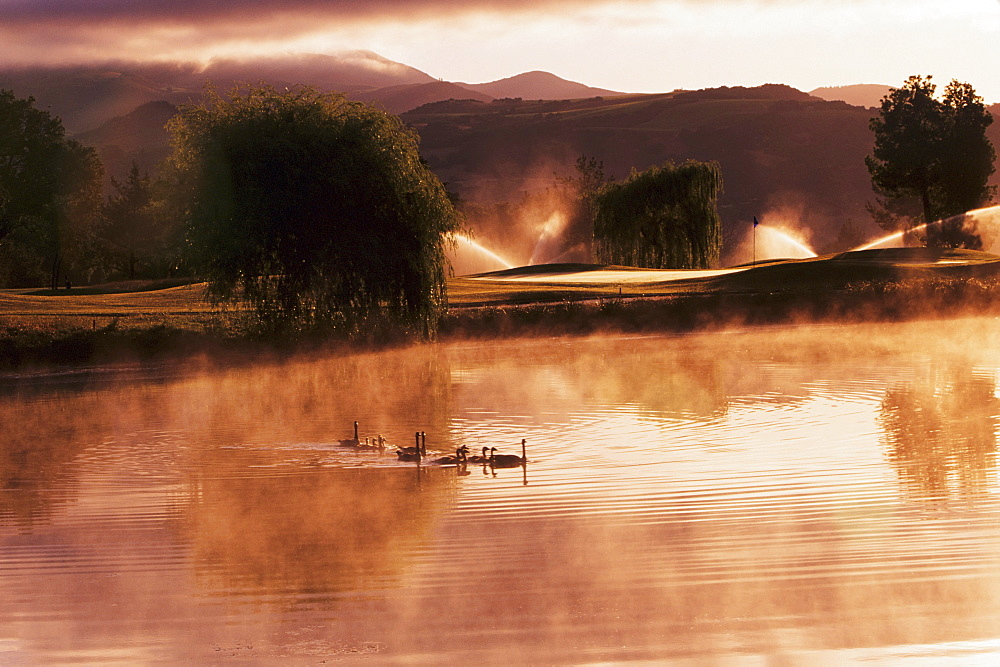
3,319 -> 1000,663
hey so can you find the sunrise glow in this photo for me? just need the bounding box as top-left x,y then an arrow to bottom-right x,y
0,0 -> 996,101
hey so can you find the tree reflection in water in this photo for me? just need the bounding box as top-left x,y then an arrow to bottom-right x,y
879,366 -> 999,503
179,465 -> 457,602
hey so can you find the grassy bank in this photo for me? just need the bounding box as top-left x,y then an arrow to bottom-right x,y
3,248 -> 1000,370
442,274 -> 1000,340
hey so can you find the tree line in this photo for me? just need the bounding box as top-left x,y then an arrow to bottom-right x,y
1,75 -> 995,338
0,90 -> 181,290
0,85 -> 461,339
1,90 -> 105,289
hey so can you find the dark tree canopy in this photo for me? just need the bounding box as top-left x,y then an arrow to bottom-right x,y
100,162 -> 164,280
0,89 -> 103,288
592,160 -> 722,269
866,75 -> 996,248
165,84 -> 461,338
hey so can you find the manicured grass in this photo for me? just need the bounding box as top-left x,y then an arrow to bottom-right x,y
0,281 -> 229,339
448,248 -> 1000,305
3,247 -> 1000,368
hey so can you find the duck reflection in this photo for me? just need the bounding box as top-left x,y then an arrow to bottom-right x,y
879,366 -> 998,503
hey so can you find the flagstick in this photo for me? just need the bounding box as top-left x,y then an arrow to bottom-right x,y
753,218 -> 756,267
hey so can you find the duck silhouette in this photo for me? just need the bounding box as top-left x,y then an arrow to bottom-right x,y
396,431 -> 426,462
489,439 -> 527,468
430,445 -> 469,465
465,446 -> 491,464
357,435 -> 385,451
339,421 -> 360,447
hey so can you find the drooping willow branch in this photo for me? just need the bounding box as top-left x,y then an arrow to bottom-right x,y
593,160 -> 723,269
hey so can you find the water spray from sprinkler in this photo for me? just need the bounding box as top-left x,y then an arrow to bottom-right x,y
748,216 -> 817,264
851,205 -> 1000,253
447,233 -> 515,273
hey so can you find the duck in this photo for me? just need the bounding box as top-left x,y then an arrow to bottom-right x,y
357,435 -> 385,451
430,446 -> 468,465
339,421 -> 361,447
396,432 -> 425,462
465,446 -> 491,464
489,439 -> 527,468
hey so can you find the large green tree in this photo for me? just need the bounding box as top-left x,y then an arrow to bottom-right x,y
164,84 -> 460,338
0,89 -> 104,288
592,160 -> 722,269
866,75 -> 995,248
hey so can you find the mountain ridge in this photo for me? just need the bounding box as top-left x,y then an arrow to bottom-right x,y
809,84 -> 892,109
0,53 -> 625,133
459,71 -> 622,100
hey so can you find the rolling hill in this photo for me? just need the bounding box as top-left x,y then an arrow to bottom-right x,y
73,100 -> 178,185
0,51 -> 435,133
404,84 -> 1000,262
459,71 -> 622,100
403,85 -> 880,259
0,53 -> 621,134
350,81 -> 493,115
809,84 -> 891,109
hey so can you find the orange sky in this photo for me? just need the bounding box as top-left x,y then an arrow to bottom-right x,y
3,0 -> 999,101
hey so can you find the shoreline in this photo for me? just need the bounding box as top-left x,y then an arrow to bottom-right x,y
3,275 -> 999,374
4,248 -> 1000,372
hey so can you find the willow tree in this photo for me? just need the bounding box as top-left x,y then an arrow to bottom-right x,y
164,84 -> 460,338
592,160 -> 722,269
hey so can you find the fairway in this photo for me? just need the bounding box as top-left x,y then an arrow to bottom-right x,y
0,282 -> 217,333
448,248 -> 1000,307
3,248 -> 1000,334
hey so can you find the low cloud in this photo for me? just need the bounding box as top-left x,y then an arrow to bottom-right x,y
5,0 -> 610,26
2,0 -> 857,25
1,0 -> 866,66
2,0 -> 612,65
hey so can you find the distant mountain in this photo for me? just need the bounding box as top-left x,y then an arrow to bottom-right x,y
0,51 -> 436,133
1,53 -> 629,136
460,71 -> 622,100
809,84 -> 891,109
198,51 -> 435,92
351,81 -> 492,115
74,100 -> 177,184
75,100 -> 176,153
0,64 -> 198,134
3,55 -> 626,135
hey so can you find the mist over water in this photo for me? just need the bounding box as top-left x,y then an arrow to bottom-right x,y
4,319 -> 1000,662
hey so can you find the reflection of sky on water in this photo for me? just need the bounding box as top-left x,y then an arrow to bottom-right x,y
2,318 -> 1000,662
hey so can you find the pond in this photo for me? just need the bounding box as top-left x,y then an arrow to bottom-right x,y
3,318 -> 1000,663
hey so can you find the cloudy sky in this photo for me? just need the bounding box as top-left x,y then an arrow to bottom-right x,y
3,0 -> 999,101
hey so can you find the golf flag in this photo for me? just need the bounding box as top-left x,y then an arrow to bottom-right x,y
753,216 -> 759,228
